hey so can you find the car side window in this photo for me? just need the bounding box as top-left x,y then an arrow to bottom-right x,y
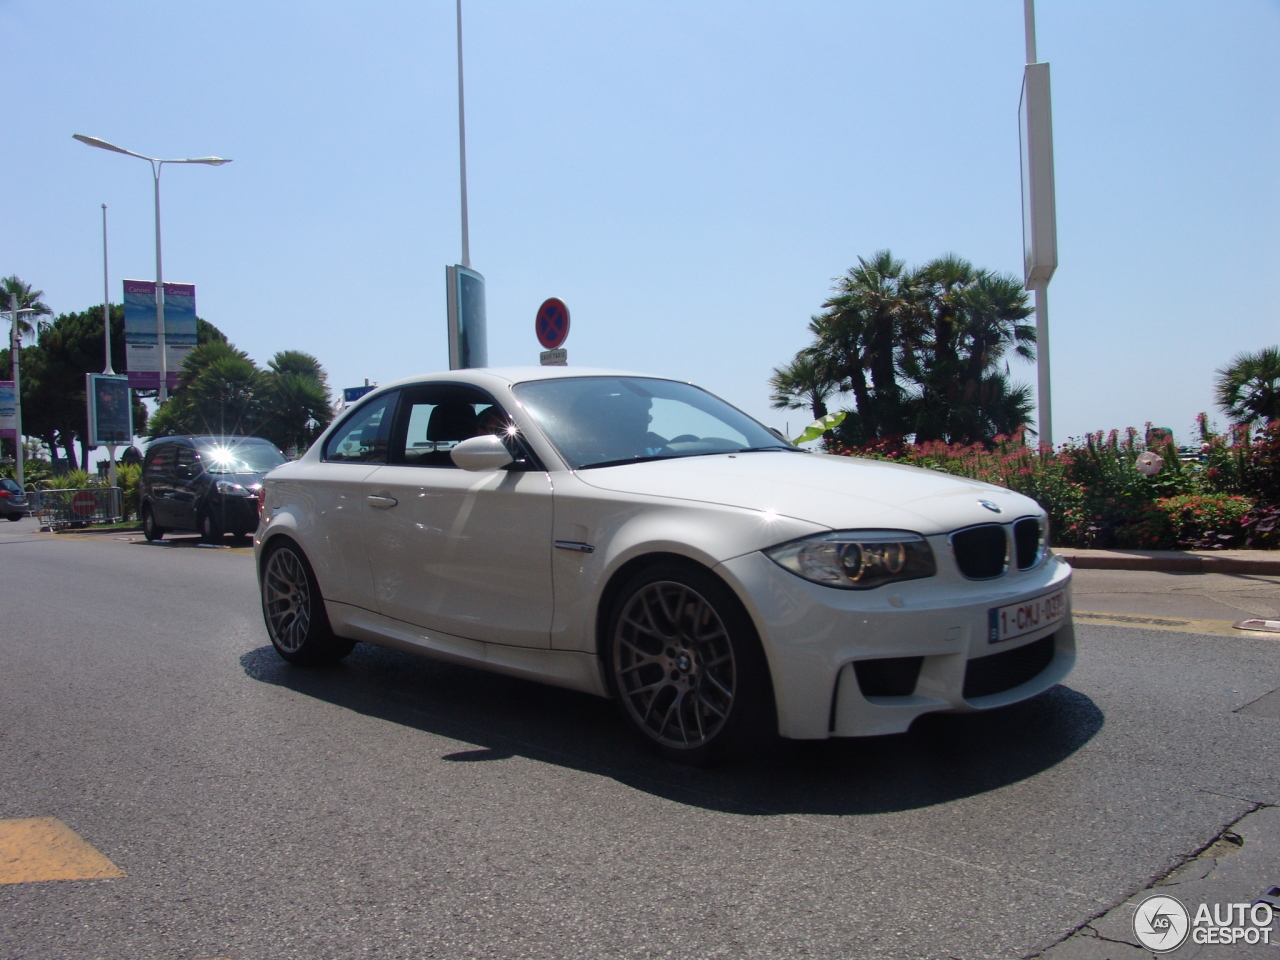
324,392 -> 399,463
392,385 -> 517,467
144,445 -> 175,478
175,446 -> 199,479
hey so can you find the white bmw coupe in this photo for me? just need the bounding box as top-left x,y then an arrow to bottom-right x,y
255,368 -> 1074,761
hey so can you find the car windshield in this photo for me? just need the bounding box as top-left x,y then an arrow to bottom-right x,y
512,376 -> 795,469
0,478 -> 21,493
195,442 -> 287,474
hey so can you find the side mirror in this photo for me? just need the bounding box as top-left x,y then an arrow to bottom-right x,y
450,434 -> 514,472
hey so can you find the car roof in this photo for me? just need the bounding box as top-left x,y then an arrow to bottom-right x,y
148,435 -> 277,447
374,366 -> 689,392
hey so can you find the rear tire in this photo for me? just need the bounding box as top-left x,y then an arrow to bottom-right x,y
260,539 -> 356,666
6,514 -> 20,522
605,562 -> 774,765
141,504 -> 166,541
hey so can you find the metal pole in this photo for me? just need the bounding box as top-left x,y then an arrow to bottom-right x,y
103,202 -> 119,489
1034,283 -> 1052,448
102,204 -> 113,375
1023,0 -> 1037,63
9,308 -> 22,492
153,161 -> 168,402
456,0 -> 471,269
1024,0 -> 1052,446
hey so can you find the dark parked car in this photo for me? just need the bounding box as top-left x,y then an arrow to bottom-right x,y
0,478 -> 28,520
140,436 -> 287,542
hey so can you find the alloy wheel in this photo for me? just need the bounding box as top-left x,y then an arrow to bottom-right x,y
263,547 -> 312,653
612,581 -> 737,749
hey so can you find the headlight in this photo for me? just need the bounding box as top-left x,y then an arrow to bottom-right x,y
215,480 -> 249,496
765,530 -> 936,590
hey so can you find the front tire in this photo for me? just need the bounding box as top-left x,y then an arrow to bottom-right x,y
605,562 -> 774,764
200,508 -> 224,543
260,539 -> 355,666
141,504 -> 166,541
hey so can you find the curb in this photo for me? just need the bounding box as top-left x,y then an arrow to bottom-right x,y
1055,549 -> 1280,575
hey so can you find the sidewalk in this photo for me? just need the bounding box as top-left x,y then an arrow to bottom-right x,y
1056,548 -> 1280,575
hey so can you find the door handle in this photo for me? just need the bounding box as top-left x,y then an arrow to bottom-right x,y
366,494 -> 398,509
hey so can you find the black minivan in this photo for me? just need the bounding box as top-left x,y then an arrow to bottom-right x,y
140,436 -> 287,541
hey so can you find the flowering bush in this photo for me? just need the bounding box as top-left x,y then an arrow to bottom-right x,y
831,419 -> 1278,550
1240,503 -> 1280,549
1154,493 -> 1255,549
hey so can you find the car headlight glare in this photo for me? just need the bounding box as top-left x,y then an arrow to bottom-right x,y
216,480 -> 248,496
765,530 -> 936,590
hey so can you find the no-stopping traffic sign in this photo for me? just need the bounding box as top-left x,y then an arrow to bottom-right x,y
535,298 -> 570,350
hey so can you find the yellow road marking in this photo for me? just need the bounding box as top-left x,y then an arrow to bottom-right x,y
0,817 -> 125,884
1074,611 -> 1270,637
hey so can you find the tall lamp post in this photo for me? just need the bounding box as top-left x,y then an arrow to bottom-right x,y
7,304 -> 37,491
445,0 -> 488,370
72,135 -> 231,402
1019,0 -> 1058,448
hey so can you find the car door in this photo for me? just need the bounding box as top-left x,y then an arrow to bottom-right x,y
171,444 -> 201,530
144,443 -> 177,526
302,390 -> 401,609
362,383 -> 554,648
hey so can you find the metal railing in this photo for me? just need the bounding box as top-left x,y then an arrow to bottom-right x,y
36,487 -> 124,530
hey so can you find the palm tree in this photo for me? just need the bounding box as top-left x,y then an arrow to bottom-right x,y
901,257 -> 1035,444
260,351 -> 333,454
0,276 -> 52,341
806,250 -> 923,439
149,342 -> 263,438
1216,346 -> 1280,426
769,351 -> 834,420
773,251 -> 1037,448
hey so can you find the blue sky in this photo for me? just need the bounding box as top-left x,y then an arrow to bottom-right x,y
2,0 -> 1277,444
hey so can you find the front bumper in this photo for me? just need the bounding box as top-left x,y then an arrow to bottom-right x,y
718,547 -> 1075,739
212,496 -> 259,533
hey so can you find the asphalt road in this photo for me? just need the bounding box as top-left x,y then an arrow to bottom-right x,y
2,520 -> 1278,960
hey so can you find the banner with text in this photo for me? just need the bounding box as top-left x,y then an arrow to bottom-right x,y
0,380 -> 14,439
123,280 -> 198,390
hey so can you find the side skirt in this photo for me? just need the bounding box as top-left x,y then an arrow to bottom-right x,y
325,601 -> 610,698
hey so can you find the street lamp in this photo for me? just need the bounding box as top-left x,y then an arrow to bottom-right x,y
72,134 -> 231,402
6,304 -> 38,492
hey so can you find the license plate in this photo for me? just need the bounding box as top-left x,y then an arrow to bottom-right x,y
989,590 -> 1066,643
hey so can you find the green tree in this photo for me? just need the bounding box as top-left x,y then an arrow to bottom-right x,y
258,352 -> 334,454
775,251 -> 1037,448
905,259 -> 1035,444
768,352 -> 833,420
1215,346 -> 1280,427
0,276 -> 52,339
146,344 -> 333,452
808,251 -> 921,441
2,304 -> 152,467
0,276 -> 53,463
148,342 -> 263,437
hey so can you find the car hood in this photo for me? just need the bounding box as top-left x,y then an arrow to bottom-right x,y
208,472 -> 268,487
573,451 -> 1041,535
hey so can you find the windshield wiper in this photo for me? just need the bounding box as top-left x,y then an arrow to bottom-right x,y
579,455 -> 680,470
736,445 -> 803,453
